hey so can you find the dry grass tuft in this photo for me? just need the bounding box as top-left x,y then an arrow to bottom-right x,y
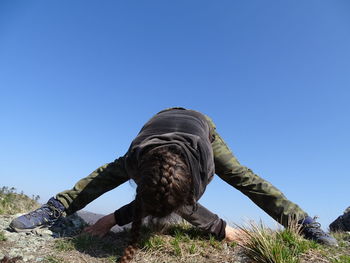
238,221 -> 319,263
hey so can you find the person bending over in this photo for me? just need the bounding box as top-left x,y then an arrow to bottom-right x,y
10,108 -> 338,262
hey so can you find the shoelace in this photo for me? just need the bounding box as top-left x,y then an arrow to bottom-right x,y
24,204 -> 61,220
24,206 -> 49,220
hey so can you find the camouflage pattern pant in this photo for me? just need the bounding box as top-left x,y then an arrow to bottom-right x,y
329,206 -> 350,231
205,115 -> 307,227
56,112 -> 307,227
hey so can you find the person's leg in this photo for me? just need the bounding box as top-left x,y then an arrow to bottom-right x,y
204,114 -> 337,246
204,115 -> 307,226
10,156 -> 129,231
329,206 -> 350,232
56,156 -> 129,215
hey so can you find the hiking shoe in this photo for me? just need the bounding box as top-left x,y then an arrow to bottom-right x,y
9,197 -> 65,232
299,216 -> 338,246
329,207 -> 350,232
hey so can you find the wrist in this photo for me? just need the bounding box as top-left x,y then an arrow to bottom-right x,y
113,210 -> 119,226
107,212 -> 117,227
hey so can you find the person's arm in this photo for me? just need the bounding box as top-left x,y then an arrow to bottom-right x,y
110,199 -> 231,241
56,156 -> 130,215
177,203 -> 227,240
84,212 -> 117,238
113,200 -> 136,226
177,203 -> 247,243
84,201 -> 137,237
205,115 -> 307,227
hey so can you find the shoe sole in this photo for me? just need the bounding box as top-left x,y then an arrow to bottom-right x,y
9,224 -> 50,233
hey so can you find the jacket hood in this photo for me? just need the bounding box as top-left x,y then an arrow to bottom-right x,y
129,132 -> 210,200
124,109 -> 215,201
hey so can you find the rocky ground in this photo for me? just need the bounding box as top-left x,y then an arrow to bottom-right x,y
2,188 -> 350,263
0,212 -> 250,263
0,212 -> 93,262
0,211 -> 133,262
1,212 -> 350,263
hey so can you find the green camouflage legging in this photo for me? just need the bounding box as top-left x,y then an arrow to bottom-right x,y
56,113 -> 307,227
205,115 -> 307,226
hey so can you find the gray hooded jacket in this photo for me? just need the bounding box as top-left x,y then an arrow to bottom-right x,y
114,108 -> 226,239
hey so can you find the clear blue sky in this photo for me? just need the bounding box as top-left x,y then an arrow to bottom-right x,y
1,1 -> 349,229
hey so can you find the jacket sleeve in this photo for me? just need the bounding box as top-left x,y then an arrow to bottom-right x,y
114,200 -> 136,226
177,203 -> 226,240
113,200 -> 227,240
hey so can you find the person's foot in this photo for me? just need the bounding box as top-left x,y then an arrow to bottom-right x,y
329,207 -> 350,232
9,197 -> 65,232
299,217 -> 338,246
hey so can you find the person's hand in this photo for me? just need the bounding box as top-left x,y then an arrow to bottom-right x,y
83,213 -> 116,238
224,225 -> 248,244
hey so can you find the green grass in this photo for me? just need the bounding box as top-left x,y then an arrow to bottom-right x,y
0,231 -> 7,241
2,185 -> 348,263
54,232 -> 119,256
138,224 -> 227,259
166,224 -> 208,240
170,237 -> 182,257
240,222 -> 319,263
143,234 -> 166,250
47,222 -> 350,263
331,232 -> 349,240
0,186 -> 40,215
54,239 -> 75,252
71,233 -> 102,251
43,255 -> 65,263
208,234 -> 223,249
188,243 -> 197,254
324,232 -> 350,263
332,255 -> 350,263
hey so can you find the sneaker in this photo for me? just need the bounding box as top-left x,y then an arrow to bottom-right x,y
299,216 -> 338,246
9,197 -> 65,232
329,207 -> 350,232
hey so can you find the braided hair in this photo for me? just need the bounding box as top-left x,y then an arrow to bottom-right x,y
120,146 -> 192,263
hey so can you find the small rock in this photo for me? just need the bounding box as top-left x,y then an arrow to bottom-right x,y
8,250 -> 23,258
32,228 -> 53,237
23,255 -> 35,262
